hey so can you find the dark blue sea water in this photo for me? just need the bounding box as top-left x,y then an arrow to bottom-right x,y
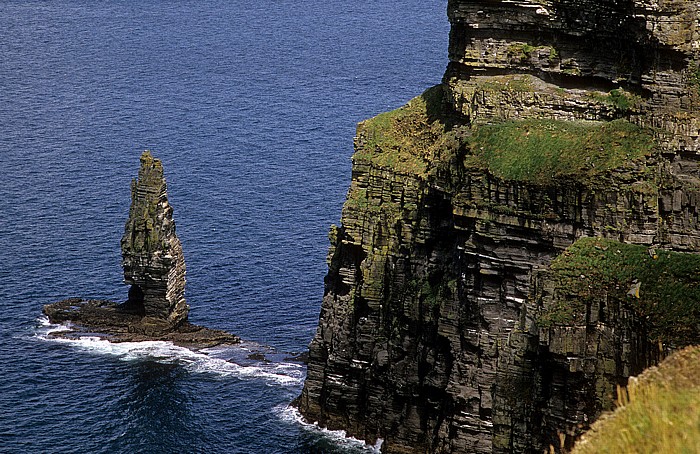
0,2 -> 448,452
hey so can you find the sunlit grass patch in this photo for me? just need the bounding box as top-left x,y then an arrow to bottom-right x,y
573,346 -> 700,454
467,119 -> 655,183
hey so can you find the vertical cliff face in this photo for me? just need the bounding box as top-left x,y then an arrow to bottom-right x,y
445,0 -> 700,152
121,151 -> 188,326
298,1 -> 700,453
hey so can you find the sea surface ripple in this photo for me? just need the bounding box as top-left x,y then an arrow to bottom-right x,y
0,1 -> 448,452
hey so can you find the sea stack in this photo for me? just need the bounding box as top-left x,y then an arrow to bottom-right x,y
43,151 -> 238,347
121,150 -> 188,326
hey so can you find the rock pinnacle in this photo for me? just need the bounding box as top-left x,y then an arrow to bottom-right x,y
121,150 -> 189,326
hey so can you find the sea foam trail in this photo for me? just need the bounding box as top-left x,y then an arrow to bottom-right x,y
277,405 -> 384,453
35,317 -> 304,386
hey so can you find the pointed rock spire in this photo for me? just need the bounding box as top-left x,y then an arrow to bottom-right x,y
121,151 -> 188,326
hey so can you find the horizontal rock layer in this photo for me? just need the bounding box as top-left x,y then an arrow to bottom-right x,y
298,1 -> 700,452
121,150 -> 189,326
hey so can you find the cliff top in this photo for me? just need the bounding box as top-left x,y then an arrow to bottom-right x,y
356,85 -> 656,186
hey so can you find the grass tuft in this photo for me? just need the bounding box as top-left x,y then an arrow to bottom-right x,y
572,346 -> 700,454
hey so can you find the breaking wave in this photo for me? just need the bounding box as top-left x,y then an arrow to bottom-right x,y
35,317 -> 303,386
277,405 -> 384,453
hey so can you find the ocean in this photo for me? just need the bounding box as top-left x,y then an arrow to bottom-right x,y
0,1 -> 448,452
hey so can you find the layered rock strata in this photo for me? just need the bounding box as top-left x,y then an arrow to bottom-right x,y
121,150 -> 189,326
445,0 -> 700,151
43,151 -> 238,347
298,1 -> 700,452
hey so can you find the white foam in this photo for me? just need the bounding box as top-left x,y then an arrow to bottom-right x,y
37,316 -> 73,335
277,405 -> 384,453
35,317 -> 303,386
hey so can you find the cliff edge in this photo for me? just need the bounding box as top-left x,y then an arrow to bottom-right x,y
298,1 -> 700,452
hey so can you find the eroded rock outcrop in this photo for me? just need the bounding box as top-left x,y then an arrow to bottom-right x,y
121,150 -> 188,326
43,151 -> 238,347
298,1 -> 700,452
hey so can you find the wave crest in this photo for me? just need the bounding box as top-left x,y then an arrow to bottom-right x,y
35,317 -> 303,386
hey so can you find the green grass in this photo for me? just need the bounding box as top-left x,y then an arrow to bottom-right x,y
572,346 -> 700,454
690,62 -> 700,94
539,237 -> 700,345
354,85 -> 656,186
466,119 -> 655,184
354,85 -> 450,176
588,88 -> 640,113
506,43 -> 557,62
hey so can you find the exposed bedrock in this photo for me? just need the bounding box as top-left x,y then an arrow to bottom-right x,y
444,0 -> 700,152
121,150 -> 189,326
43,151 -> 238,347
298,1 -> 700,452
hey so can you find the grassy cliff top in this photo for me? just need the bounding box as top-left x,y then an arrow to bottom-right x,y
540,237 -> 700,345
354,85 -> 656,185
354,85 -> 452,176
466,118 -> 655,183
572,345 -> 700,454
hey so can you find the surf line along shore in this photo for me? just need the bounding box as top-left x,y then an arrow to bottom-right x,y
43,151 -> 240,348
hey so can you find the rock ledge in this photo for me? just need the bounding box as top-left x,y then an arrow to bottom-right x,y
43,298 -> 239,348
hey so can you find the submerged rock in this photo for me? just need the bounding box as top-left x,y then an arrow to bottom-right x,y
43,151 -> 239,348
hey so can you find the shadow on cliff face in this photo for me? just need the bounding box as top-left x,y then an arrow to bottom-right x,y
119,284 -> 146,315
448,0 -> 690,96
422,84 -> 464,130
552,0 -> 689,84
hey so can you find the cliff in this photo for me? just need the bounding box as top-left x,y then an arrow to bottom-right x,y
297,1 -> 700,452
43,151 -> 238,347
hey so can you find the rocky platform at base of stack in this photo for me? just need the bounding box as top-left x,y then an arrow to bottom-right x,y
43,298 -> 239,347
42,151 -> 239,349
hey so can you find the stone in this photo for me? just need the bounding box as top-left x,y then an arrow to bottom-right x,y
297,1 -> 700,452
43,151 -> 239,348
121,150 -> 188,326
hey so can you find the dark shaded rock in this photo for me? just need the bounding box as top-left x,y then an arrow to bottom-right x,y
43,298 -> 239,348
297,1 -> 700,453
43,151 -> 238,348
247,352 -> 270,362
284,351 -> 310,364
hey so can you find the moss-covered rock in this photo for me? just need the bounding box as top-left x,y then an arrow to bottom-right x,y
539,237 -> 700,346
